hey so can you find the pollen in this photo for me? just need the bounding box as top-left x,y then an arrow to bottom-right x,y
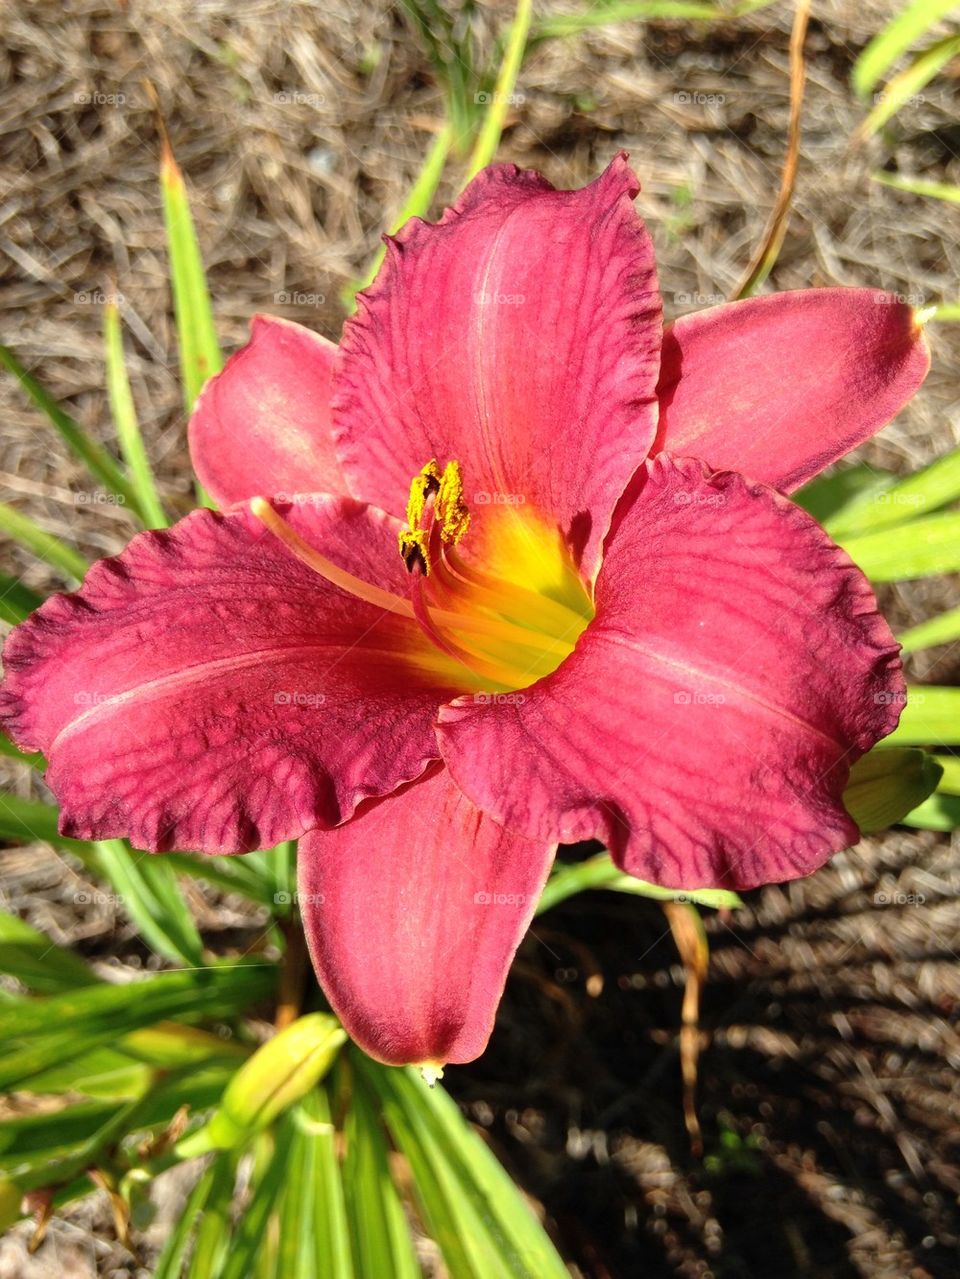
399,459 -> 470,575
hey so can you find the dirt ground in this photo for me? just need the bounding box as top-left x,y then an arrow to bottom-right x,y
2,1 -> 960,1276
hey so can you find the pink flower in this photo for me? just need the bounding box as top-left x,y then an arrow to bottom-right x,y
0,155 -> 929,1068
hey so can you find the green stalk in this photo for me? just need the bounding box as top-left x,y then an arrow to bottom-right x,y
0,502 -> 87,582
466,0 -> 533,180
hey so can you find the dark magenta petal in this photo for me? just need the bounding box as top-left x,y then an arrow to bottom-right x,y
0,500 -> 459,852
438,455 -> 904,890
298,765 -> 554,1066
656,289 -> 930,491
189,314 -> 350,507
333,153 -> 662,576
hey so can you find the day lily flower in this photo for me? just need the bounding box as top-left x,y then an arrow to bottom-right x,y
0,155 -> 928,1069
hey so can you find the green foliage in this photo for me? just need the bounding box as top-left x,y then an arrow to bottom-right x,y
843,748 -> 942,831
0,343 -> 143,518
852,0 -> 960,98
104,304 -> 169,529
538,851 -> 743,914
160,141 -> 223,413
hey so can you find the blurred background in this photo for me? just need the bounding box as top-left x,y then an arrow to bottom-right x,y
2,1 -> 960,1275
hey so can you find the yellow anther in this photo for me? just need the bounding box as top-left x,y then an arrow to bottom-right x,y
436,460 -> 470,545
405,459 -> 442,532
400,459 -> 470,574
398,527 -> 430,575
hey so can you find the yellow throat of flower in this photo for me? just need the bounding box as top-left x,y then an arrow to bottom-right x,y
250,460 -> 593,696
396,460 -> 593,691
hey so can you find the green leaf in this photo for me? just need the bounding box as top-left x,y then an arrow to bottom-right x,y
538,852 -> 742,915
0,501 -> 87,582
0,911 -> 99,994
852,0 -> 960,98
466,0 -> 533,179
901,755 -> 960,828
842,747 -> 943,831
885,686 -> 960,745
793,463 -> 895,530
160,140 -> 223,414
342,1070 -> 419,1279
153,1153 -> 230,1279
838,512 -> 960,579
0,962 -> 275,1091
165,850 -> 277,908
0,963 -> 273,1042
827,445 -> 960,538
186,1148 -> 237,1279
872,170 -> 960,203
899,604 -> 960,653
0,734 -> 44,770
104,303 -> 168,529
92,838 -> 205,968
217,1129 -> 295,1279
0,791 -> 204,967
0,792 -> 79,847
534,0 -> 743,38
0,1180 -> 20,1232
0,343 -> 142,514
361,1054 -> 569,1279
856,33 -> 960,138
22,1048 -> 151,1100
0,573 -> 43,624
902,791 -> 960,829
287,1088 -> 355,1279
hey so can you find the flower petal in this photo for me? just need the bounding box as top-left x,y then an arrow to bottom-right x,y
437,455 -> 904,890
188,314 -> 350,507
298,764 -> 554,1066
333,153 -> 662,575
0,499 -> 461,852
656,289 -> 930,491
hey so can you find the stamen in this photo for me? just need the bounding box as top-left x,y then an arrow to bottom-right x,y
250,498 -> 415,618
399,459 -> 470,576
